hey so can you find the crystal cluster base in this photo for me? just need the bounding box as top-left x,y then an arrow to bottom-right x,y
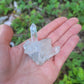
23,39 -> 60,65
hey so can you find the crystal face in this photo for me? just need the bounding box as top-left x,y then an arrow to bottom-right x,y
23,23 -> 60,65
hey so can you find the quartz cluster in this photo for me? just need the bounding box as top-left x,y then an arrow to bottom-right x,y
23,23 -> 60,65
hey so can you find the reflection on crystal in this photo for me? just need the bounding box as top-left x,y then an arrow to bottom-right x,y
23,23 -> 60,65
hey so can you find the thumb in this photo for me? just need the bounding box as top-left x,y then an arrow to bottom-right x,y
0,24 -> 13,45
0,25 -> 13,82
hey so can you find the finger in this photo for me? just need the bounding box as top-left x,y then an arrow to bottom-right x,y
38,17 -> 67,40
53,24 -> 81,47
55,35 -> 79,71
19,17 -> 67,47
48,18 -> 78,44
0,25 -> 13,45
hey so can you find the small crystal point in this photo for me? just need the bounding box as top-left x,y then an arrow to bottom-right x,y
30,23 -> 38,42
30,23 -> 37,32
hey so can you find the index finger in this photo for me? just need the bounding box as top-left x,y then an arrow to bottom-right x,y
38,17 -> 67,40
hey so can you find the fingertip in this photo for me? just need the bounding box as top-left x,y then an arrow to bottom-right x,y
70,24 -> 82,34
77,24 -> 82,30
74,24 -> 82,31
69,17 -> 79,22
60,17 -> 67,20
74,35 -> 80,41
71,35 -> 80,44
0,24 -> 14,45
55,17 -> 67,22
0,24 -> 14,35
71,35 -> 79,40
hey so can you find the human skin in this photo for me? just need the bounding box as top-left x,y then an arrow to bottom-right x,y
0,17 -> 81,84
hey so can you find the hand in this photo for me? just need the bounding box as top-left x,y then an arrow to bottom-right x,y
0,17 -> 81,84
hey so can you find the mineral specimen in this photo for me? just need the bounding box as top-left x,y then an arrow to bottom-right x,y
23,23 -> 60,65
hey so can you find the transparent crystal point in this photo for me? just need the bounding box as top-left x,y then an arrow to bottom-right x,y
30,23 -> 38,42
23,23 -> 60,65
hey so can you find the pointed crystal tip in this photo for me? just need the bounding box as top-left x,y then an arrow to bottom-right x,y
30,23 -> 37,31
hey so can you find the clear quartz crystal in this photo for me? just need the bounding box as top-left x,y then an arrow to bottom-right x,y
23,23 -> 60,65
30,23 -> 38,42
